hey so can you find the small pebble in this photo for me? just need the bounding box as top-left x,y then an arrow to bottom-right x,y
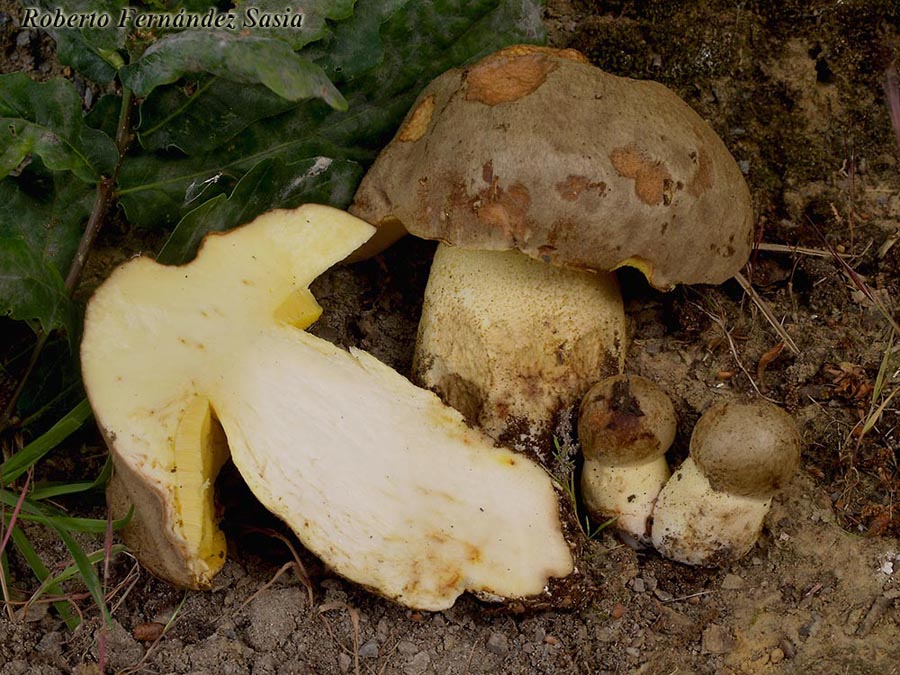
486,632 -> 509,655
653,588 -> 674,602
397,640 -> 418,655
338,652 -> 352,673
359,638 -> 379,659
404,651 -> 430,675
132,622 -> 164,642
770,648 -> 785,664
779,638 -> 797,659
611,603 -> 626,619
16,30 -> 32,47
721,574 -> 746,590
544,635 -> 559,646
625,647 -> 641,658
632,578 -> 646,593
702,624 -> 735,655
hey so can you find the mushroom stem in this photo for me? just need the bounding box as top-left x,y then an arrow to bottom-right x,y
581,458 -> 671,547
414,244 -> 626,457
651,457 -> 770,565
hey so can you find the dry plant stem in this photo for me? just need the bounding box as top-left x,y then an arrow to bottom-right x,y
733,271 -> 800,355
806,216 -> 900,336
885,66 -> 900,152
0,469 -> 32,622
693,302 -> 778,404
318,602 -> 361,675
0,88 -> 134,434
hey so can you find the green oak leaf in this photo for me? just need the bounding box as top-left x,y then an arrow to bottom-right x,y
0,171 -> 94,277
118,0 -> 544,227
0,237 -> 75,336
136,77 -> 295,154
119,31 -> 347,109
31,0 -> 128,83
0,74 -> 117,183
158,156 -> 363,264
232,0 -> 356,50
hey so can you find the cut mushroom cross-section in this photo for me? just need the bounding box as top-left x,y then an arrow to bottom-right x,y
82,205 -> 573,609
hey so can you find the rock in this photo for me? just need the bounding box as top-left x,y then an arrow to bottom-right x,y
15,30 -> 32,48
701,624 -> 735,655
404,651 -> 431,675
359,638 -> 379,659
397,640 -> 418,655
654,588 -> 674,602
721,574 -> 746,590
245,587 -> 304,651
338,652 -> 352,673
770,648 -> 785,664
486,632 -> 509,655
92,620 -> 144,671
632,578 -> 646,593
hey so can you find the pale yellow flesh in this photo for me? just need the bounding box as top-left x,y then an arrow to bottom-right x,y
216,327 -> 573,610
82,206 -> 375,585
82,205 -> 573,605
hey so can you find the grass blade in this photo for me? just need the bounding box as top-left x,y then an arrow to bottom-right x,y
25,543 -> 126,609
0,400 -> 92,486
52,525 -> 112,626
9,526 -> 80,629
30,456 -> 112,501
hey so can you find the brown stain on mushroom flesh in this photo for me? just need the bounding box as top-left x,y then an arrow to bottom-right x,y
465,53 -> 559,106
398,94 -> 436,142
609,145 -> 673,206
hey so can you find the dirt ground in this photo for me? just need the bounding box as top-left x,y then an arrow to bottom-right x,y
3,1 -> 900,673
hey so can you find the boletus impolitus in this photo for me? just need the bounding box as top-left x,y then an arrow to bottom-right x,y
350,45 -> 753,455
652,400 -> 802,565
81,205 -> 573,609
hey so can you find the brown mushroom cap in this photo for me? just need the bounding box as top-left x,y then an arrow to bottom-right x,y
690,400 -> 802,497
350,45 -> 753,289
578,375 -> 676,466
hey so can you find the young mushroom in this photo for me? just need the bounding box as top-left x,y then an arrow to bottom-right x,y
578,375 -> 676,547
82,205 -> 574,609
350,45 -> 753,456
651,399 -> 802,565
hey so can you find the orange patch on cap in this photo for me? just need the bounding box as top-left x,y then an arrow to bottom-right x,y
609,145 -> 673,207
398,94 -> 436,142
465,53 -> 559,106
492,44 -> 590,64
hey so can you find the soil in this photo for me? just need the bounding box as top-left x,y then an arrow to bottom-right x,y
2,1 -> 900,673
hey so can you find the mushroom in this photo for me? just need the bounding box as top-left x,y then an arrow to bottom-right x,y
651,399 -> 802,566
82,205 -> 574,609
578,375 -> 676,547
350,45 -> 752,455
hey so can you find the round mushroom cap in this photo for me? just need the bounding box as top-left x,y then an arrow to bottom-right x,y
690,400 -> 802,497
578,375 -> 676,466
350,45 -> 753,289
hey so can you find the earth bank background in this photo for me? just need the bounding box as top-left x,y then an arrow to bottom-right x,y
3,1 -> 900,673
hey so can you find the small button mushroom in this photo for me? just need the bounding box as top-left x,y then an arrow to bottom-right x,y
651,399 -> 802,565
579,375 -> 676,548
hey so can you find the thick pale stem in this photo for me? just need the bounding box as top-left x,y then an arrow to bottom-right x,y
415,244 -> 626,456
651,458 -> 770,565
581,457 -> 670,547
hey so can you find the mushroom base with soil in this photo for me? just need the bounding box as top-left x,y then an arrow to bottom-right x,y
651,457 -> 771,566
